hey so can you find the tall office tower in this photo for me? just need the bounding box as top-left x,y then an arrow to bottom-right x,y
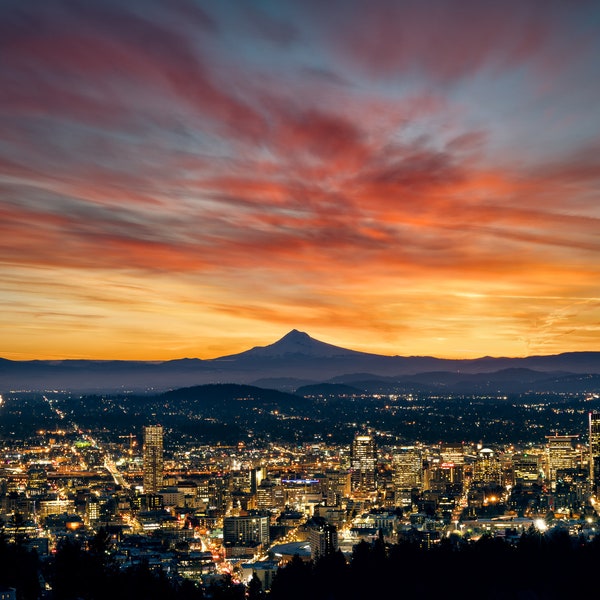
85,496 -> 100,525
545,434 -> 579,489
512,452 -> 541,486
441,443 -> 465,469
350,434 -> 377,495
471,447 -> 502,486
250,466 -> 267,494
307,516 -> 339,559
223,512 -> 270,546
143,425 -> 164,494
256,479 -> 284,510
26,466 -> 49,498
589,411 -> 600,495
392,447 -> 422,507
324,470 -> 351,506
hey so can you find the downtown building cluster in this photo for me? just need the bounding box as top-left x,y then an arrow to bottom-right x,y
3,413 -> 600,594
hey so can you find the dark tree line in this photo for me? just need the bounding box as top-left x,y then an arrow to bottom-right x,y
0,528 -> 231,600
0,529 -> 41,600
269,527 -> 600,600
2,526 -> 600,600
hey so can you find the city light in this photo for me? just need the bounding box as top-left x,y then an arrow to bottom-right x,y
534,519 -> 548,532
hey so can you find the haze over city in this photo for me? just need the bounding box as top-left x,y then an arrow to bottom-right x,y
1,0 -> 599,362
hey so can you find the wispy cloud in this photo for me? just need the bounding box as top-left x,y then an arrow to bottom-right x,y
1,0 -> 599,359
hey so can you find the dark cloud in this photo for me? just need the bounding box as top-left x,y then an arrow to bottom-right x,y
314,0 -> 594,83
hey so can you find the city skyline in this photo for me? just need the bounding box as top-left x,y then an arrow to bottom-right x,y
1,0 -> 599,362
2,383 -> 600,599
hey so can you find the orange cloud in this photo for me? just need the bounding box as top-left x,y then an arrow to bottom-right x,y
1,0 -> 598,360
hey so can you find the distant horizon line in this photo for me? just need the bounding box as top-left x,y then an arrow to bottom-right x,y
1,329 -> 598,363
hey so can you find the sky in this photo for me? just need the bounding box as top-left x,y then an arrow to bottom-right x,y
1,0 -> 599,361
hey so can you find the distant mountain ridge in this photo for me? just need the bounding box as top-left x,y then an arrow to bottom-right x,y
1,329 -> 599,393
216,329 -> 371,359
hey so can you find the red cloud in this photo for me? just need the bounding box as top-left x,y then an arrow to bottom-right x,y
1,0 -> 598,361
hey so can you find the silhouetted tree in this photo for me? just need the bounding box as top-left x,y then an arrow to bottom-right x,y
49,536 -> 91,599
246,573 -> 265,600
349,537 -> 393,600
313,549 -> 349,600
176,578 -> 205,600
0,530 -> 41,600
205,574 -> 244,600
269,554 -> 312,600
112,560 -> 177,600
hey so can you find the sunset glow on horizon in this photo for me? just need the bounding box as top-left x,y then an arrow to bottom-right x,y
1,0 -> 599,361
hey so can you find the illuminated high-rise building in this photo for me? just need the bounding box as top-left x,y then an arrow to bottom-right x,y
438,442 -> 465,487
86,497 -> 100,525
223,512 -> 270,546
143,425 -> 164,494
26,466 -> 48,498
472,447 -> 502,486
324,470 -> 351,506
307,516 -> 339,559
392,446 -> 422,507
589,412 -> 600,495
350,434 -> 377,495
441,442 -> 465,467
545,434 -> 579,489
512,452 -> 541,486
